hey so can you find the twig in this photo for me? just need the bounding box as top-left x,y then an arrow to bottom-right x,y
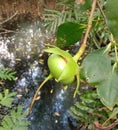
94,120 -> 118,130
0,11 -> 18,25
0,28 -> 17,34
97,0 -> 106,24
73,0 -> 97,61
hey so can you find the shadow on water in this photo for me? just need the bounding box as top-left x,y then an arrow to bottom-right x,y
0,18 -> 80,130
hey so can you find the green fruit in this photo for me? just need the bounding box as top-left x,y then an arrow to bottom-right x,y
48,54 -> 67,80
48,53 -> 79,84
44,45 -> 80,97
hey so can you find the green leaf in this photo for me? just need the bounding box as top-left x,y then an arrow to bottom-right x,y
82,48 -> 118,110
105,0 -> 118,42
70,89 -> 109,126
79,0 -> 92,11
82,48 -> 112,85
109,107 -> 118,119
57,22 -> 84,47
0,67 -> 16,80
97,71 -> 118,110
0,105 -> 30,130
44,44 -> 72,59
0,89 -> 16,107
1,116 -> 13,129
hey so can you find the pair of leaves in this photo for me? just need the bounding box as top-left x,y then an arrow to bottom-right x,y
82,48 -> 118,110
0,89 -> 16,107
0,105 -> 30,130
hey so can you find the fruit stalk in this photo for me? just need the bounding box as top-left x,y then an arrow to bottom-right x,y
27,74 -> 53,116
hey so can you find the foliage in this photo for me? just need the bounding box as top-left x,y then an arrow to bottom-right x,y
1,0 -> 118,129
81,47 -> 118,110
50,0 -> 118,110
42,0 -> 118,129
0,67 -> 16,107
97,70 -> 118,110
42,1 -> 89,33
0,67 -> 30,130
43,8 -> 73,33
43,0 -> 110,47
0,105 -> 30,130
57,22 -> 84,46
82,48 -> 111,85
70,89 -> 118,129
0,67 -> 16,81
104,0 -> 118,42
0,89 -> 16,107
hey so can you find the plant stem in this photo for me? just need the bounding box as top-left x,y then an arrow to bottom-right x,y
73,0 -> 97,62
27,74 -> 53,116
73,74 -> 80,98
97,0 -> 106,24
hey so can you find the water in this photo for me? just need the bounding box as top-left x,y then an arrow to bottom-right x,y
28,83 -> 77,130
0,19 -> 79,130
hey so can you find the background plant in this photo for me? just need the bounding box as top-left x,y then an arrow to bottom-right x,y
0,67 -> 16,81
42,0 -> 118,129
0,67 -> 30,130
70,88 -> 112,130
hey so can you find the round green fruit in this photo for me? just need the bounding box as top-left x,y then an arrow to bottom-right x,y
48,54 -> 79,84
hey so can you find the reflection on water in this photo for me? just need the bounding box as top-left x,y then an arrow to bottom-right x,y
0,19 -> 79,130
0,20 -> 47,68
0,36 -> 15,67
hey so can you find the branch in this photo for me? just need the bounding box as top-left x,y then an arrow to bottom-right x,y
0,11 -> 18,25
73,0 -> 97,61
97,0 -> 106,24
94,120 -> 118,130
